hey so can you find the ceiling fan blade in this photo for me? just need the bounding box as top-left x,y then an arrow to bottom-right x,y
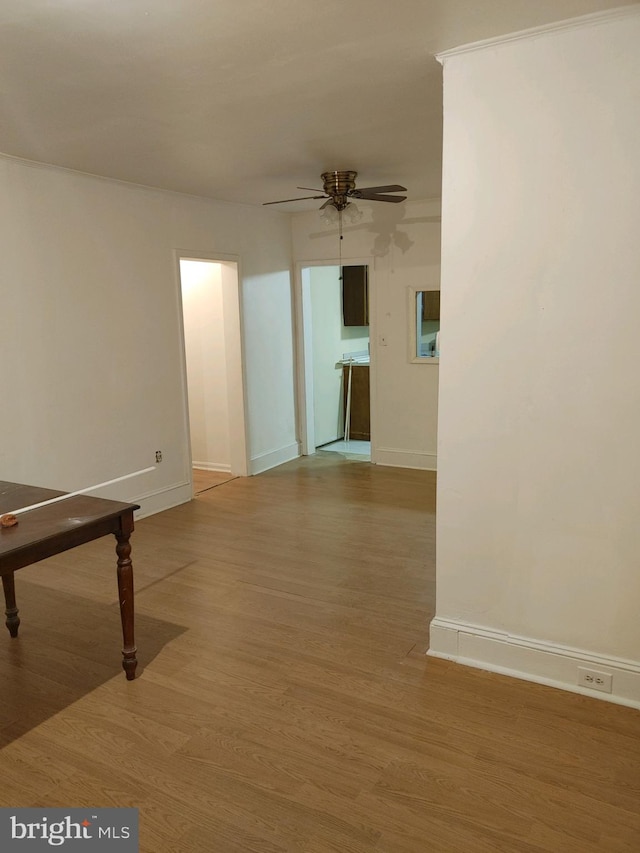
352,184 -> 407,195
355,192 -> 407,203
263,195 -> 327,205
297,186 -> 325,193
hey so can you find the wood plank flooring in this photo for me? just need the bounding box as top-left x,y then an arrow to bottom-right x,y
1,454 -> 639,851
192,468 -> 236,494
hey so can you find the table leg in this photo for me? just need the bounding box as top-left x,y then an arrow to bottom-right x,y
115,526 -> 137,680
2,572 -> 20,637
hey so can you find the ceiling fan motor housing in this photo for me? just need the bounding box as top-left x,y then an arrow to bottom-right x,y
322,170 -> 357,210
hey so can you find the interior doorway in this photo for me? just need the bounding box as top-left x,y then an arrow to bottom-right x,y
297,261 -> 373,462
177,254 -> 248,493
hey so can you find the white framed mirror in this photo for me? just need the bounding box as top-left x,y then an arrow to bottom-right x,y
408,286 -> 440,363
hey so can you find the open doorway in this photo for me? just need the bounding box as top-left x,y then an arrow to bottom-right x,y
298,262 -> 372,462
177,254 -> 248,495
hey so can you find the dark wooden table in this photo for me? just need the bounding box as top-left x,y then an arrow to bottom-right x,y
0,481 -> 139,679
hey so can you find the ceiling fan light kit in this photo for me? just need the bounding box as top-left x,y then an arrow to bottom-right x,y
340,202 -> 363,224
319,200 -> 363,225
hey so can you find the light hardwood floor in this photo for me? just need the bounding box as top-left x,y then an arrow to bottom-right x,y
1,454 -> 639,851
192,468 -> 236,494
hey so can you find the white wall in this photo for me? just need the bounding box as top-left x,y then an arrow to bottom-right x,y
180,260 -> 230,471
309,265 -> 369,447
431,8 -> 640,707
292,199 -> 441,470
0,155 -> 296,514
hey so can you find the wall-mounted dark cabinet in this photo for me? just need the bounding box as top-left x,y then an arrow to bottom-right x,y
421,290 -> 440,321
342,265 -> 369,326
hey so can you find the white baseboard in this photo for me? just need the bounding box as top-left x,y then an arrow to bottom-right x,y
249,441 -> 300,475
192,461 -> 232,473
428,617 -> 640,709
132,482 -> 193,520
374,447 -> 437,471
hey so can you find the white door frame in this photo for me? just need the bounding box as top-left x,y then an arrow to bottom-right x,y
175,250 -> 249,488
294,256 -> 375,458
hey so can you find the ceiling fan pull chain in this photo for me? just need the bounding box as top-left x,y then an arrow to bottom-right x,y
339,209 -> 343,278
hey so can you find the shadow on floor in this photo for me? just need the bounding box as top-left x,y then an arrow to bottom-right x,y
0,581 -> 186,748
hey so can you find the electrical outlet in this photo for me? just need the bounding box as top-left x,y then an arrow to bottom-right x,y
155,450 -> 162,463
577,667 -> 612,693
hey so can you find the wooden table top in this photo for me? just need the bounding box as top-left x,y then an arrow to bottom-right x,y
0,480 -> 139,565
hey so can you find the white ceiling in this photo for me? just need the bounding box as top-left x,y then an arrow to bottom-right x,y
1,0 -> 635,210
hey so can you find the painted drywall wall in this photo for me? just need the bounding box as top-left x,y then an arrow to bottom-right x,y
0,155 -> 296,514
292,199 -> 441,470
180,260 -> 230,471
432,8 -> 640,704
309,265 -> 369,447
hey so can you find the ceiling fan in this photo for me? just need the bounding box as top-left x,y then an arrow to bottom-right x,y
263,170 -> 407,211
